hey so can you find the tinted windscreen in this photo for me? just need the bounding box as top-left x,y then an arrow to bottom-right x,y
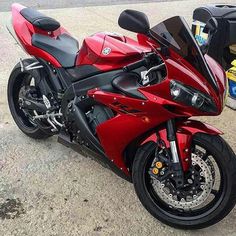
150,16 -> 218,91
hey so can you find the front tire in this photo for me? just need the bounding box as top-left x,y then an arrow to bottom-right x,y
132,133 -> 236,229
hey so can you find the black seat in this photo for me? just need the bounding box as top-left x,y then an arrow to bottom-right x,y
20,7 -> 60,31
32,33 -> 79,67
112,72 -> 146,99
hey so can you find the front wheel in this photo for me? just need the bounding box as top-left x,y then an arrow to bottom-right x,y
132,133 -> 236,229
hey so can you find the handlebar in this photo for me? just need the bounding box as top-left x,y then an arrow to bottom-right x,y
123,57 -> 150,72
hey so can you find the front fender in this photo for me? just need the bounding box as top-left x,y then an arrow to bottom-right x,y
143,119 -> 222,171
176,119 -> 223,136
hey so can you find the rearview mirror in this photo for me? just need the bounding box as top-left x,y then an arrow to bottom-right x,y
203,17 -> 218,34
201,18 -> 218,54
118,9 -> 150,34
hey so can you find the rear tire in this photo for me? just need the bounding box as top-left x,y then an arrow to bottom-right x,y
132,133 -> 236,229
8,59 -> 52,139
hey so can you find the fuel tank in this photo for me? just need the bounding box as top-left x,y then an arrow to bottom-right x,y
76,32 -> 151,71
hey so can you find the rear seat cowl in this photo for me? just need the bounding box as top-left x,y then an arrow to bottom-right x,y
20,7 -> 60,31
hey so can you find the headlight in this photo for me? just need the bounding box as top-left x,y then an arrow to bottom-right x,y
170,80 -> 217,113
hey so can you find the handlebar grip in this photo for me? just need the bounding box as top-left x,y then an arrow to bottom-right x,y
123,58 -> 148,72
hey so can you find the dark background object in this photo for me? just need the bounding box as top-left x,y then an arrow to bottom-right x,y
193,4 -> 236,70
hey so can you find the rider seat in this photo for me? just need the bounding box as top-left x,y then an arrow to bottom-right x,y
32,33 -> 79,68
20,7 -> 60,31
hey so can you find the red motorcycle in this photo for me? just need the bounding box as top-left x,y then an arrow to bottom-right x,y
7,4 -> 236,229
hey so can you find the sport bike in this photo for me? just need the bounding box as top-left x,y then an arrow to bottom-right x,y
7,4 -> 236,229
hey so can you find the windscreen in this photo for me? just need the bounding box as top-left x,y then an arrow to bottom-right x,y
150,16 -> 218,91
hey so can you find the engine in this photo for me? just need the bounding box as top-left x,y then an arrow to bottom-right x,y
86,105 -> 114,135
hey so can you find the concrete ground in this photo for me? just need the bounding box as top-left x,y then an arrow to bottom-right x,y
0,0 -> 236,235
0,0 -> 181,12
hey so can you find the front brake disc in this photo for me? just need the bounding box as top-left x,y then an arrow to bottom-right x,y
151,154 -> 213,210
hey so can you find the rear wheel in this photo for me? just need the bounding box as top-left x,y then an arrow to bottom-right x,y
8,59 -> 52,139
132,133 -> 236,229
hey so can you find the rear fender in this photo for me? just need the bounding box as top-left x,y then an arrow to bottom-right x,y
143,119 -> 222,171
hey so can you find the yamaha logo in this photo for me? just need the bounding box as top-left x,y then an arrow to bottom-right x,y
102,47 -> 111,55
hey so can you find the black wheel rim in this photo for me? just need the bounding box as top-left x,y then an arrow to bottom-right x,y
11,72 -> 39,129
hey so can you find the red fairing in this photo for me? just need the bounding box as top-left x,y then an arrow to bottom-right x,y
76,32 -> 151,71
11,3 -> 68,67
138,34 -> 226,115
88,86 -> 222,174
88,35 -> 225,176
205,54 -> 227,110
139,51 -> 223,116
88,89 -> 176,174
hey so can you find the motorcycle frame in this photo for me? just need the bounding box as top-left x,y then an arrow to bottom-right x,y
11,3 -> 224,181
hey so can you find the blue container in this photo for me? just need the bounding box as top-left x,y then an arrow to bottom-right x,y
229,79 -> 236,99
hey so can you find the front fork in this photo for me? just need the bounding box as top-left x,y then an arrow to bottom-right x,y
147,119 -> 222,183
166,119 -> 185,187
